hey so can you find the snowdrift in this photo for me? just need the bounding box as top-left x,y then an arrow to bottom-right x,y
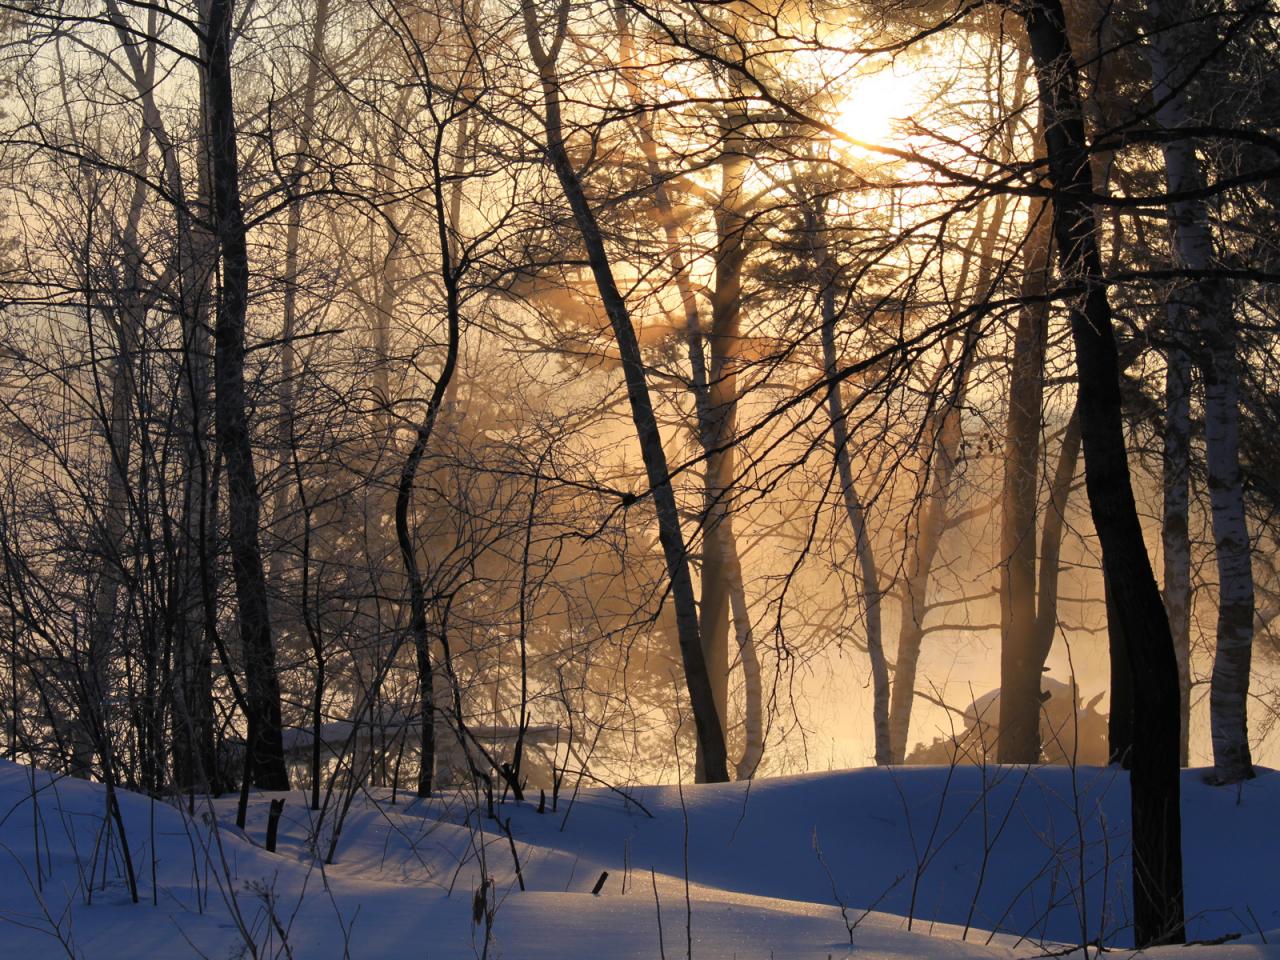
0,760 -> 1276,958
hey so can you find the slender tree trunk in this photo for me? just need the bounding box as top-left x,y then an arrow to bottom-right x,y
178,203 -> 221,795
724,541 -> 763,778
888,198 -> 1006,762
812,206 -> 889,765
172,79 -> 221,800
79,83 -> 156,782
394,114 -> 466,798
1022,1 -> 1184,944
888,340 -> 972,763
1145,0 -> 1254,783
80,294 -> 137,781
1162,321 -> 1192,768
1031,409 -> 1081,663
268,0 -> 331,604
204,0 -> 289,790
614,7 -> 762,777
997,202 -> 1052,764
695,102 -> 748,778
105,1 -> 222,791
367,194 -> 405,440
522,0 -> 728,781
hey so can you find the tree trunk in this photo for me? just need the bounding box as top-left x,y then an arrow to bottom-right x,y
888,346 -> 969,764
1145,0 -> 1254,783
522,0 -> 729,781
204,0 -> 288,791
1156,177 -> 1193,768
105,0 -> 222,791
172,64 -> 220,800
1161,307 -> 1193,767
77,69 -> 157,780
1031,409 -> 1081,669
887,197 -> 1006,763
812,206 -> 889,765
696,102 -> 748,778
997,201 -> 1052,764
79,291 -> 137,781
1022,0 -> 1184,944
724,539 -> 763,778
394,116 -> 467,798
268,0 -> 330,605
615,6 -> 763,777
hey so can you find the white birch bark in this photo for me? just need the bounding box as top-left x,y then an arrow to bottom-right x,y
1146,0 -> 1254,782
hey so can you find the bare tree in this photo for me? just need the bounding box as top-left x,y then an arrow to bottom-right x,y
1021,0 -> 1184,944
1144,0 -> 1255,785
520,0 -> 729,782
204,0 -> 289,790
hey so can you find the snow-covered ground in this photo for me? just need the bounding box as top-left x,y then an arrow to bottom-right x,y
0,759 -> 1276,958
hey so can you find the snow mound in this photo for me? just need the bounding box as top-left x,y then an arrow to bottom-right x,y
0,760 -> 1276,958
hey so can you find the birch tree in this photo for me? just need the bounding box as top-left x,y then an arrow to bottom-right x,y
1144,0 -> 1255,785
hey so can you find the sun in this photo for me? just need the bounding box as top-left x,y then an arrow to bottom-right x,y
832,68 -> 919,151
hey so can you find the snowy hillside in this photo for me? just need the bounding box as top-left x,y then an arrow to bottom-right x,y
0,760 -> 1277,958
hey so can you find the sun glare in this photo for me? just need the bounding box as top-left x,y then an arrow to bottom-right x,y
832,68 -> 919,150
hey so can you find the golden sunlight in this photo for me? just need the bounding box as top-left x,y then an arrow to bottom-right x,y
832,67 -> 919,150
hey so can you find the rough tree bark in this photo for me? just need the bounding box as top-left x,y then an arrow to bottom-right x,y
522,0 -> 729,781
1021,0 -> 1185,944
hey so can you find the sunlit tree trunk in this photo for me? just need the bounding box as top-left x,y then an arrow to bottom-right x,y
522,0 -> 728,782
997,202 -> 1051,764
1145,0 -> 1254,783
888,196 -> 1006,763
888,338 -> 970,764
811,205 -> 889,765
1022,0 -> 1184,944
696,101 -> 748,778
614,5 -> 762,777
1032,409 -> 1081,673
724,542 -> 763,778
